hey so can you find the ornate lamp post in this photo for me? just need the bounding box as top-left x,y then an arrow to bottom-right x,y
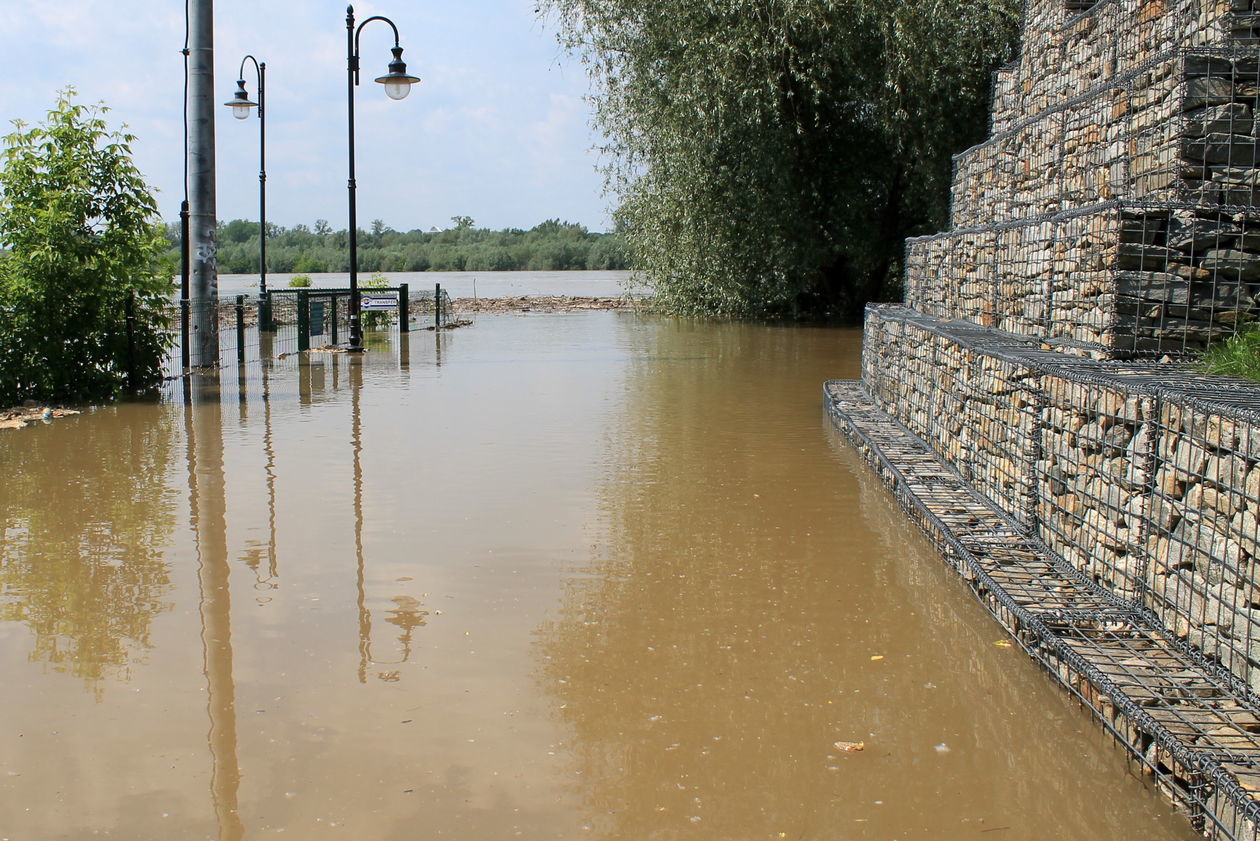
346,4 -> 420,351
223,55 -> 270,328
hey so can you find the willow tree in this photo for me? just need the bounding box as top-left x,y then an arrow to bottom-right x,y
543,0 -> 1021,320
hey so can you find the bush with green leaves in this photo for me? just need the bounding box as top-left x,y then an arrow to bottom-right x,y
0,90 -> 172,403
361,272 -> 392,329
288,274 -> 313,288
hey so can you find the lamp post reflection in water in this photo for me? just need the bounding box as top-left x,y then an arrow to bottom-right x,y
351,357 -> 373,683
348,355 -> 427,682
185,375 -> 244,841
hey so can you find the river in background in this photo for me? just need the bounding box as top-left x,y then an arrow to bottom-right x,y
0,313 -> 1197,840
212,269 -> 640,299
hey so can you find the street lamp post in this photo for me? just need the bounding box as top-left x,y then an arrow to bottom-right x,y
346,4 -> 420,351
223,56 -> 269,329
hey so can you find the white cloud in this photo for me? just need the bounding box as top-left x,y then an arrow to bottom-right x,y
0,0 -> 610,231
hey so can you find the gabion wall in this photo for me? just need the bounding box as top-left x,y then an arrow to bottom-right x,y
992,0 -> 1245,138
954,51 -> 1260,230
1147,388 -> 1260,689
1037,372 -> 1158,601
905,201 -> 1260,355
863,307 -> 1046,526
864,305 -> 1260,691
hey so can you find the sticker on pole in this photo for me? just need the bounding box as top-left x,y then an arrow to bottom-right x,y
360,292 -> 398,311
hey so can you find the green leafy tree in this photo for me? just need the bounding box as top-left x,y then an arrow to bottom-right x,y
172,217 -> 628,274
542,0 -> 1021,320
0,90 -> 172,402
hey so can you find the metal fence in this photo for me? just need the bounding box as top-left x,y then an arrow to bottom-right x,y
164,284 -> 458,380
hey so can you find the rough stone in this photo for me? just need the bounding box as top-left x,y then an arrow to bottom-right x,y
1184,77 -> 1238,110
1114,242 -> 1183,270
1184,102 -> 1254,138
1199,248 -> 1260,280
1183,134 -> 1260,166
1166,215 -> 1241,251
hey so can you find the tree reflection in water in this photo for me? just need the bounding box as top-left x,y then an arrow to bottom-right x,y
0,406 -> 175,693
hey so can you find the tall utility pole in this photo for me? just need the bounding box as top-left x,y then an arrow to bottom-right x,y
188,0 -> 219,367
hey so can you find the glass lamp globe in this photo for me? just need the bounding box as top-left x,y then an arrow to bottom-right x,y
384,80 -> 411,100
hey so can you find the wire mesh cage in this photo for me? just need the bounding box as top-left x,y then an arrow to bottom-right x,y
1037,369 -> 1159,599
828,372 -> 1260,839
903,198 -> 1260,357
1144,388 -> 1260,693
862,308 -> 1260,686
863,307 -> 1044,527
1006,0 -> 1240,135
994,218 -> 1055,335
990,64 -> 1021,137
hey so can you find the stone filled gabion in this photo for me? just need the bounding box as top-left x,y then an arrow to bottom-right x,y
1146,398 -> 1260,690
1037,374 -> 1158,601
998,0 -> 1247,137
906,202 -> 1260,354
840,1 -> 1260,837
954,52 -> 1260,231
864,308 -> 1044,528
865,306 -> 1260,695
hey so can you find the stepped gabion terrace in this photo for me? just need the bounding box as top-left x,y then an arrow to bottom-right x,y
828,1 -> 1260,837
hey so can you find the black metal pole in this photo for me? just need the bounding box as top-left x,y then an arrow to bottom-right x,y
235,295 -> 245,364
229,56 -> 270,331
346,5 -> 363,351
258,61 -> 268,305
346,7 -> 412,352
181,199 -> 191,372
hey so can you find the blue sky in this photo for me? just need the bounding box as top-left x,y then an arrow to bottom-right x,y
0,0 -> 612,232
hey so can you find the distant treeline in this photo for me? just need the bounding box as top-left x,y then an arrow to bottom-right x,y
163,216 -> 628,274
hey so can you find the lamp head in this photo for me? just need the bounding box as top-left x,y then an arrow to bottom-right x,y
224,80 -> 258,119
375,47 -> 420,100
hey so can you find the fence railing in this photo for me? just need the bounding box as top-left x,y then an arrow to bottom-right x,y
165,283 -> 457,379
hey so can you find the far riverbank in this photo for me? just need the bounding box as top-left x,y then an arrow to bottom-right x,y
211,269 -> 642,299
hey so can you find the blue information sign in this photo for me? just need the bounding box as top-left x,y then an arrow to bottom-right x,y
360,292 -> 398,311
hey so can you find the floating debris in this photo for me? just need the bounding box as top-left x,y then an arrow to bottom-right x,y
0,406 -> 80,430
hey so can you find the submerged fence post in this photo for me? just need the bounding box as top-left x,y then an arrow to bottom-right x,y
435,283 -> 442,329
260,290 -> 273,332
398,283 -> 409,332
331,295 -> 339,345
125,290 -> 137,390
297,290 -> 310,352
235,295 -> 245,364
181,298 -> 191,372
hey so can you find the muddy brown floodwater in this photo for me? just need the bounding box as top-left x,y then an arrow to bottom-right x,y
0,312 -> 1200,840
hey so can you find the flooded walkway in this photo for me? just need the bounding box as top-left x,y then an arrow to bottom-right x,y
0,313 -> 1199,840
